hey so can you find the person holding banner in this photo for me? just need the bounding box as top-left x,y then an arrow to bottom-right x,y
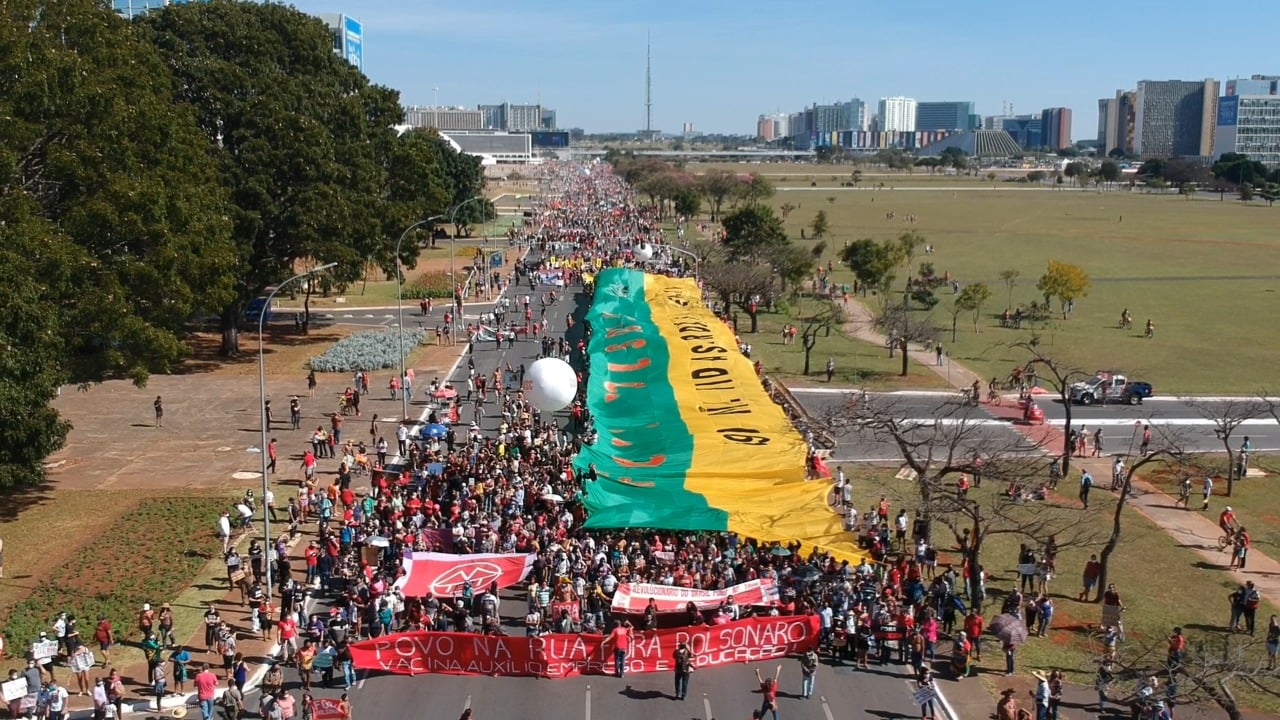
609,620 -> 633,678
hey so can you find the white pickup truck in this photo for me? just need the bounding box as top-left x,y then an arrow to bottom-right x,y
1069,372 -> 1153,405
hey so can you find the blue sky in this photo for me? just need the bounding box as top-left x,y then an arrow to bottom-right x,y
289,0 -> 1280,139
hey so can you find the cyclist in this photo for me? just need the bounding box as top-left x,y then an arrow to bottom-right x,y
987,377 -> 1000,404
1219,506 -> 1238,536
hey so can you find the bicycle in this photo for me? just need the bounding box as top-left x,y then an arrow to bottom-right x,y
986,388 -> 1002,406
1217,532 -> 1234,552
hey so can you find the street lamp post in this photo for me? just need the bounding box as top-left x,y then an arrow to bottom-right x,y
394,219 -> 444,421
447,196 -> 490,343
258,262 -> 337,600
662,245 -> 702,282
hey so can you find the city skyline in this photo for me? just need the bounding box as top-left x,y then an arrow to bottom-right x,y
284,0 -> 1280,138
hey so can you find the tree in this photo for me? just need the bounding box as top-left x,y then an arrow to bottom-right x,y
798,306 -> 840,376
738,173 -> 775,206
1063,161 -> 1087,187
1239,183 -> 1255,202
699,169 -> 738,221
1014,338 -> 1091,476
955,283 -> 993,333
1036,260 -> 1090,319
1099,159 -> 1121,185
720,204 -> 789,261
851,170 -> 863,186
940,146 -> 969,171
700,261 -> 776,334
384,128 -> 452,253
1138,158 -> 1168,179
769,244 -> 814,295
1212,152 -> 1268,187
998,269 -> 1020,311
1164,158 -> 1211,187
810,210 -> 830,240
779,202 -> 798,220
1026,170 -> 1046,184
1186,399 -> 1268,496
830,395 -> 1079,609
673,188 -> 702,218
141,1 -> 409,356
839,239 -> 897,296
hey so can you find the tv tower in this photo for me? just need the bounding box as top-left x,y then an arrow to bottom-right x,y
644,29 -> 653,141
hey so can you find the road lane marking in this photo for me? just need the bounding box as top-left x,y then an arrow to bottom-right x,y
820,696 -> 835,720
356,669 -> 367,689
584,686 -> 591,720
464,695 -> 471,711
702,695 -> 713,720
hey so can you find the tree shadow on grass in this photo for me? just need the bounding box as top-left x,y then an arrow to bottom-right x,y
0,479 -> 57,522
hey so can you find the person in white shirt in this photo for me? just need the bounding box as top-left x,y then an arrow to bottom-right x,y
217,512 -> 233,553
47,680 -> 68,720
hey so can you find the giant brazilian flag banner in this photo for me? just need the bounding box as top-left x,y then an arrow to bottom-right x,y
576,268 -> 868,563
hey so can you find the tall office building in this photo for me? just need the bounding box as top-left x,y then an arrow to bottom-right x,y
1214,94 -> 1280,168
1097,91 -> 1137,156
478,103 -> 556,132
1040,107 -> 1073,151
112,0 -> 203,18
1133,79 -> 1218,159
404,106 -> 484,131
916,101 -> 978,132
756,113 -> 789,141
1226,76 -> 1280,97
878,97 -> 917,133
318,14 -> 363,71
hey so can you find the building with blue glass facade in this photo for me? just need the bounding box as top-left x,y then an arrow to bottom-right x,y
112,0 -> 203,19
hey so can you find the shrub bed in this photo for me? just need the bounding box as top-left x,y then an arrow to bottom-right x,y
402,272 -> 455,300
0,496 -> 226,648
308,328 -> 428,373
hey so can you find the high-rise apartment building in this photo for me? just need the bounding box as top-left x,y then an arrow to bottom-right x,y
756,113 -> 789,141
916,101 -> 978,132
1214,93 -> 1280,168
878,97 -> 917,133
1039,107 -> 1073,151
1133,80 -> 1218,159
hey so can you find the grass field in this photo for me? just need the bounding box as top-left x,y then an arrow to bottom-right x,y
741,183 -> 1276,392
851,465 -> 1280,713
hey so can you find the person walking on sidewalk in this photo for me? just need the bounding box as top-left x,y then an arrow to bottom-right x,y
1202,476 -> 1214,511
1079,469 -> 1093,509
799,647 -> 819,699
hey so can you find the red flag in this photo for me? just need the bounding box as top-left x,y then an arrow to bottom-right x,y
392,552 -> 534,597
310,698 -> 345,720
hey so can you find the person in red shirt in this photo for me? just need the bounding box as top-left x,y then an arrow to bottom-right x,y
193,664 -> 220,720
964,609 -> 985,661
609,621 -> 633,678
756,665 -> 780,720
277,616 -> 298,664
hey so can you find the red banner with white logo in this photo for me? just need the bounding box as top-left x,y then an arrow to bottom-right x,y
349,614 -> 819,679
393,552 -> 534,597
310,698 -> 346,720
611,579 -> 779,613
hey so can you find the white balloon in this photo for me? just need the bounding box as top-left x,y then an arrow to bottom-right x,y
526,357 -> 578,412
633,243 -> 654,261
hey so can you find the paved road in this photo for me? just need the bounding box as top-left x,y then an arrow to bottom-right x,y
316,270 -> 941,720
352,658 -> 927,720
789,388 -> 1280,460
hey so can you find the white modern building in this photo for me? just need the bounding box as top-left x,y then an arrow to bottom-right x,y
877,96 -> 918,133
1214,94 -> 1280,168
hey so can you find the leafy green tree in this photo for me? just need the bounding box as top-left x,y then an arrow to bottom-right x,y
1212,153 -> 1268,186
737,173 -> 775,206
839,238 -> 897,295
673,188 -> 701,218
1098,160 -> 1121,184
1036,260 -> 1091,319
720,204 -> 788,261
955,282 -> 993,332
699,169 -> 738,221
998,269 -> 1020,310
810,210 -> 830,239
1026,170 -> 1047,184
1063,161 -> 1087,186
384,128 -> 452,256
140,1 -> 407,355
778,202 -> 798,219
1137,158 -> 1168,179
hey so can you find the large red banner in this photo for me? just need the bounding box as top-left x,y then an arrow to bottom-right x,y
611,579 -> 779,613
393,552 -> 534,597
349,615 -> 819,679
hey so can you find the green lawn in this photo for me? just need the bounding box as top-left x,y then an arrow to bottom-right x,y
745,302 -> 948,390
762,188 -> 1279,392
851,465 -> 1280,713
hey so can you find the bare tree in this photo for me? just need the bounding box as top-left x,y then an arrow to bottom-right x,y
829,394 -> 1091,609
700,261 -> 776,334
1104,628 -> 1280,720
874,304 -> 938,377
999,269 -> 1020,311
1014,336 -> 1092,476
1094,427 -> 1192,601
1185,398 -> 1268,497
798,305 -> 840,376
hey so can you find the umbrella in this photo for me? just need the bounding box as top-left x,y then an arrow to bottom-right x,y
542,493 -> 565,503
794,565 -> 822,581
423,423 -> 448,439
989,612 -> 1028,646
770,547 -> 792,557
426,462 -> 444,476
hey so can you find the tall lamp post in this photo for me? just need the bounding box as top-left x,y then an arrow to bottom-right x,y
394,219 -> 444,421
258,262 -> 337,599
447,196 -> 490,343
